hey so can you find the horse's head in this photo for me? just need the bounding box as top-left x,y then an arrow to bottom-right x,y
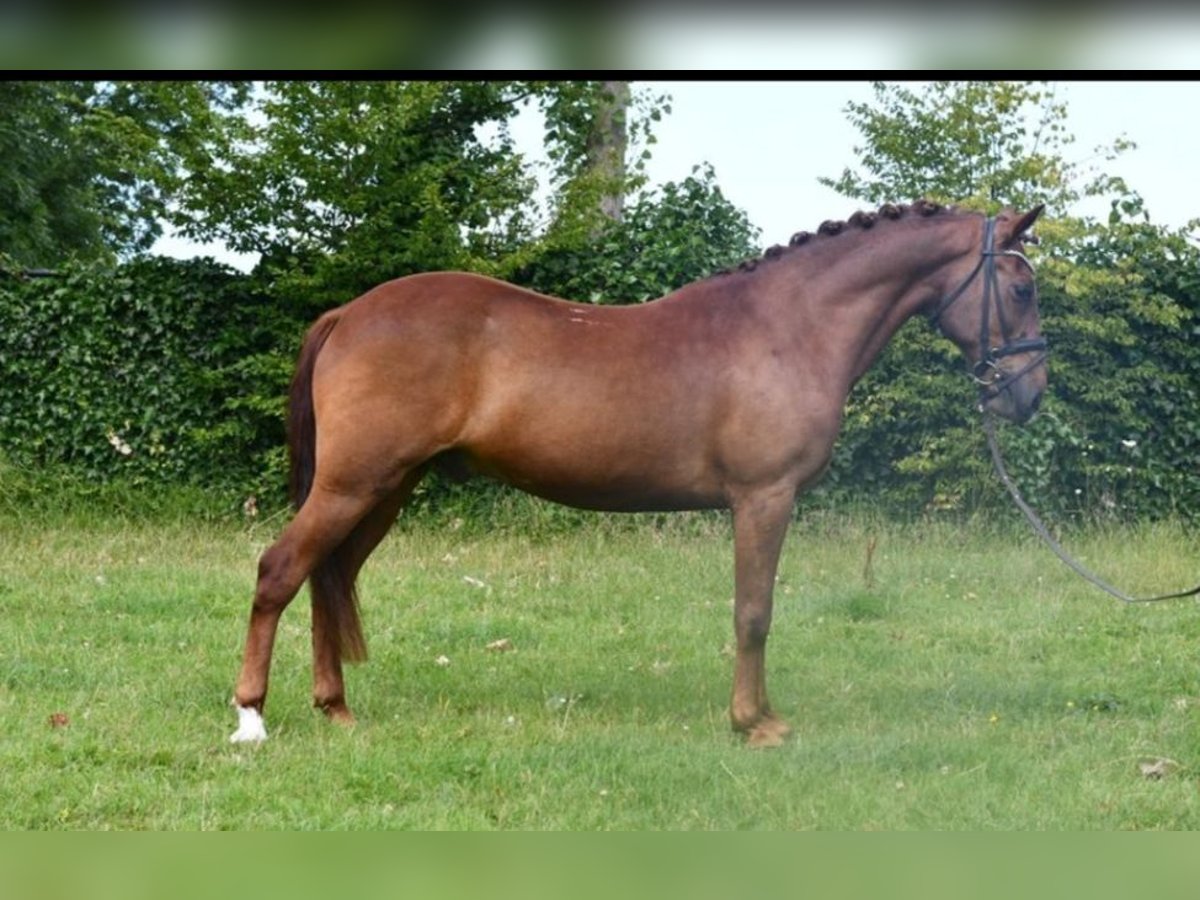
930,205 -> 1048,424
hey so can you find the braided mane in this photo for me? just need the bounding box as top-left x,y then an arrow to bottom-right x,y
725,199 -> 956,275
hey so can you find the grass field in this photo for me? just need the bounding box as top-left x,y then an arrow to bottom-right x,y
1,504 -> 1198,830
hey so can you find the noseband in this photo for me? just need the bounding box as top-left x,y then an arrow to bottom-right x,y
929,216 -> 1048,400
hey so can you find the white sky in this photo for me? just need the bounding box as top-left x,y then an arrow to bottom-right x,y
153,78 -> 1200,272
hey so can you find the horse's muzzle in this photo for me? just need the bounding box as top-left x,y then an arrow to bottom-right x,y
981,355 -> 1047,425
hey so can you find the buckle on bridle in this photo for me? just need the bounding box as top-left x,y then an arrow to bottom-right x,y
974,340 -> 1049,396
972,356 -> 1002,386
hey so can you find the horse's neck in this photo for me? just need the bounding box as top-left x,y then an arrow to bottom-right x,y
765,219 -> 976,388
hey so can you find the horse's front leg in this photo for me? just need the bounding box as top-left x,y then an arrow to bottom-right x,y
729,484 -> 796,748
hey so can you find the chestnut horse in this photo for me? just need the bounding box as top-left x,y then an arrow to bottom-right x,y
231,200 -> 1047,747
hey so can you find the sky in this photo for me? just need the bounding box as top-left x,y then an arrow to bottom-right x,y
155,78 -> 1199,273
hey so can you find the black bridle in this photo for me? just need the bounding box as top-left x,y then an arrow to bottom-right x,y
930,216 -> 1048,401
935,216 -> 1200,604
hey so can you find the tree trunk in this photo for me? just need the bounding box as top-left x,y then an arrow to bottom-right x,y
586,81 -> 629,225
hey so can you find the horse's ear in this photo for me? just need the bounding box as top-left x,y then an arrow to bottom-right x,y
1002,204 -> 1045,248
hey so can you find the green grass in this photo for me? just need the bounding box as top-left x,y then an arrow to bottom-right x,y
2,506 -> 1199,829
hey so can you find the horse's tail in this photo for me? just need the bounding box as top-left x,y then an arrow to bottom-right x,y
287,311 -> 368,662
287,311 -> 338,509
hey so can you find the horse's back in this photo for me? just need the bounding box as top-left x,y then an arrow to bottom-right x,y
351,271 -> 593,323
330,270 -> 711,374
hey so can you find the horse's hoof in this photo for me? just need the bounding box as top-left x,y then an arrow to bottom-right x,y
745,715 -> 791,749
317,700 -> 356,726
230,705 -> 268,743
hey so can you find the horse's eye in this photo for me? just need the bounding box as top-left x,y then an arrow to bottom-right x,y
1013,283 -> 1035,304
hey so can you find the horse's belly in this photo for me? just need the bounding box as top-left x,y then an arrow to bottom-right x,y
453,442 -> 725,513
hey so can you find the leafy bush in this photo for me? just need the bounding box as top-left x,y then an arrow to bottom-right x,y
517,163 -> 760,303
0,257 -> 303,508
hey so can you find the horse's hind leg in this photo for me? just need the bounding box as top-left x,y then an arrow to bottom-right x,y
311,470 -> 423,723
230,487 -> 380,742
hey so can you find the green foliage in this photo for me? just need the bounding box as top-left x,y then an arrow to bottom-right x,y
0,82 -> 104,267
173,81 -> 543,312
162,80 -> 678,310
518,163 -> 760,303
0,258 -> 301,507
1026,219 -> 1200,520
820,81 -> 1133,213
0,81 -> 247,268
532,81 -> 669,241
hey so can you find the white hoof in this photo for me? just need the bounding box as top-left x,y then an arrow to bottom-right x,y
230,705 -> 268,743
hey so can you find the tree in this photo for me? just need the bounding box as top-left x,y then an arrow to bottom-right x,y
168,81 -> 535,308
166,82 -> 665,302
0,82 -> 99,267
819,81 -> 1135,215
533,81 -> 669,248
0,80 -> 246,269
587,80 -> 631,225
163,80 -> 681,309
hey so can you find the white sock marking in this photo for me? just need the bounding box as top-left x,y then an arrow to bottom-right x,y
230,705 -> 268,743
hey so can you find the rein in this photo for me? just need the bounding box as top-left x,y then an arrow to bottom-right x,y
938,214 -> 1199,604
983,413 -> 1200,604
